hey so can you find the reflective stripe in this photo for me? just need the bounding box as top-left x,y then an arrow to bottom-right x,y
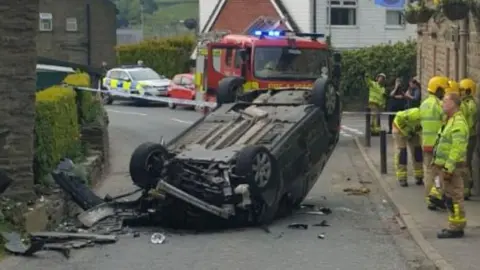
448,204 -> 466,225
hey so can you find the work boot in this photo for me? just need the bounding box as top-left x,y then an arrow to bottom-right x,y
415,177 -> 424,186
437,229 -> 464,239
399,180 -> 408,187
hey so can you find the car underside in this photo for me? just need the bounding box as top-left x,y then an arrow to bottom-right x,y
127,77 -> 341,228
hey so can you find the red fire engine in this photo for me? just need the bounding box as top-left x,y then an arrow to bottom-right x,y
193,30 -> 341,112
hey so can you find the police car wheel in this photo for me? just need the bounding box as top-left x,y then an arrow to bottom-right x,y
129,142 -> 168,189
311,78 -> 340,127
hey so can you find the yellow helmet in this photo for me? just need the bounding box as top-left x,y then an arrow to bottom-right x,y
427,76 -> 449,94
445,80 -> 460,94
459,78 -> 476,96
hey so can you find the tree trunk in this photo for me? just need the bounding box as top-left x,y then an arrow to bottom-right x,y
0,0 -> 38,198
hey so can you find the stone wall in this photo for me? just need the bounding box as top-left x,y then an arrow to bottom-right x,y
417,13 -> 480,193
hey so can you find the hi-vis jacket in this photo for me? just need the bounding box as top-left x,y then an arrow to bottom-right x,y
460,96 -> 477,136
393,108 -> 421,137
420,94 -> 444,152
102,77 -> 145,95
367,79 -> 386,107
432,111 -> 469,173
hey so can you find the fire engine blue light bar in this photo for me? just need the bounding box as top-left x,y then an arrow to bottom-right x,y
253,30 -> 283,37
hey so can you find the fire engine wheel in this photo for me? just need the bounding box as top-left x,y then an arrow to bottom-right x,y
129,142 -> 168,189
216,77 -> 245,104
311,78 -> 340,128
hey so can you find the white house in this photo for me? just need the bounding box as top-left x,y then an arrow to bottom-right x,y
198,0 -> 417,50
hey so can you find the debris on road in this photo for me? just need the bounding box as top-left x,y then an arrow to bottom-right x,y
317,233 -> 325,239
343,187 -> 370,195
313,220 -> 330,227
150,233 -> 166,244
359,180 -> 372,184
287,223 -> 308,230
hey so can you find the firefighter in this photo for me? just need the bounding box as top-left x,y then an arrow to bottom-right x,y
459,78 -> 477,199
433,92 -> 469,239
421,76 -> 448,210
367,73 -> 387,136
391,107 -> 423,187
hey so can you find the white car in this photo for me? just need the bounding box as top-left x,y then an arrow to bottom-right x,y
101,65 -> 171,104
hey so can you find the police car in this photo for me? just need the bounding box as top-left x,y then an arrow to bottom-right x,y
101,65 -> 171,104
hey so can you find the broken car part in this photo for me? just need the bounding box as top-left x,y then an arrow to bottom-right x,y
30,232 -> 118,244
51,170 -> 103,210
317,234 -> 325,239
287,223 -> 308,230
77,203 -> 116,228
1,232 -> 44,256
150,233 -> 166,244
313,220 -> 330,227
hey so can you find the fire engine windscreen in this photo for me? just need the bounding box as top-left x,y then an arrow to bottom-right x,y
253,47 -> 329,80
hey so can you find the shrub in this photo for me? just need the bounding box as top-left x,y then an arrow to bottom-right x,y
340,40 -> 417,108
34,86 -> 82,182
116,35 -> 195,78
63,72 -> 103,124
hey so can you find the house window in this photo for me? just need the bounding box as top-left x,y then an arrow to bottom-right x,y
39,13 -> 53,31
386,10 -> 404,25
66,17 -> 78,32
327,0 -> 357,26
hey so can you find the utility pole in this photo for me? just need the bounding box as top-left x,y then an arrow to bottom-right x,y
140,0 -> 145,39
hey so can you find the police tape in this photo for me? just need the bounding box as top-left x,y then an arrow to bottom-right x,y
75,87 -> 401,115
75,87 -> 218,108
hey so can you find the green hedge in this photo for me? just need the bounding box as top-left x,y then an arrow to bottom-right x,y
34,86 -> 82,182
340,40 -> 417,108
63,72 -> 103,124
116,35 -> 195,78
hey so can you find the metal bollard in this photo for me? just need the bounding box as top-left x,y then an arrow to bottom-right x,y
365,107 -> 371,147
380,130 -> 387,174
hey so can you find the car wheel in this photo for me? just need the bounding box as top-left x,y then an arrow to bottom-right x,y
216,77 -> 245,105
129,142 -> 168,189
311,78 -> 341,130
101,91 -> 114,105
168,101 -> 176,109
235,145 -> 281,225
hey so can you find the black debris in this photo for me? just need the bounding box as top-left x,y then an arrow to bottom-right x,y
133,232 -> 140,238
287,223 -> 308,230
319,207 -> 332,215
313,220 -> 330,227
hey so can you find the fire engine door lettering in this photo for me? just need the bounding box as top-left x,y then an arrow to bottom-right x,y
267,83 -> 313,88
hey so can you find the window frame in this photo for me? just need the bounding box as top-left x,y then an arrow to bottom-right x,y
326,0 -> 358,27
39,12 -> 53,32
385,10 -> 405,29
65,17 -> 78,32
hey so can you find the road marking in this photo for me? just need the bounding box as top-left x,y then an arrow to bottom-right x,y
340,131 -> 352,137
341,125 -> 364,135
106,109 -> 147,116
171,118 -> 193,124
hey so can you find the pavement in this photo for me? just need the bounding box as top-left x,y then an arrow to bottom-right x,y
1,105 -> 434,269
356,134 -> 480,270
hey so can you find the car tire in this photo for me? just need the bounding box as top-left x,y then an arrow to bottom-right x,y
235,145 -> 281,225
168,101 -> 176,109
216,77 -> 245,105
129,142 -> 169,189
311,78 -> 341,130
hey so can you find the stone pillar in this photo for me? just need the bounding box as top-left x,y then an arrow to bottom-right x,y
0,1 -> 38,199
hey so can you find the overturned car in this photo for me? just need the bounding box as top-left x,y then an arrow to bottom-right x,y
128,77 -> 341,227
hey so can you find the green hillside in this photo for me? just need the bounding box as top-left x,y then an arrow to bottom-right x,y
113,0 -> 199,37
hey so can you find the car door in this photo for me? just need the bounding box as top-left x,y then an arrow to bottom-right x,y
168,75 -> 183,98
116,71 -> 131,93
180,75 -> 195,99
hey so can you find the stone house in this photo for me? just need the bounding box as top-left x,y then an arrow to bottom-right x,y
37,0 -> 117,67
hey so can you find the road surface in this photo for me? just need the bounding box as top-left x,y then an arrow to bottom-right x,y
1,104 -> 431,270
